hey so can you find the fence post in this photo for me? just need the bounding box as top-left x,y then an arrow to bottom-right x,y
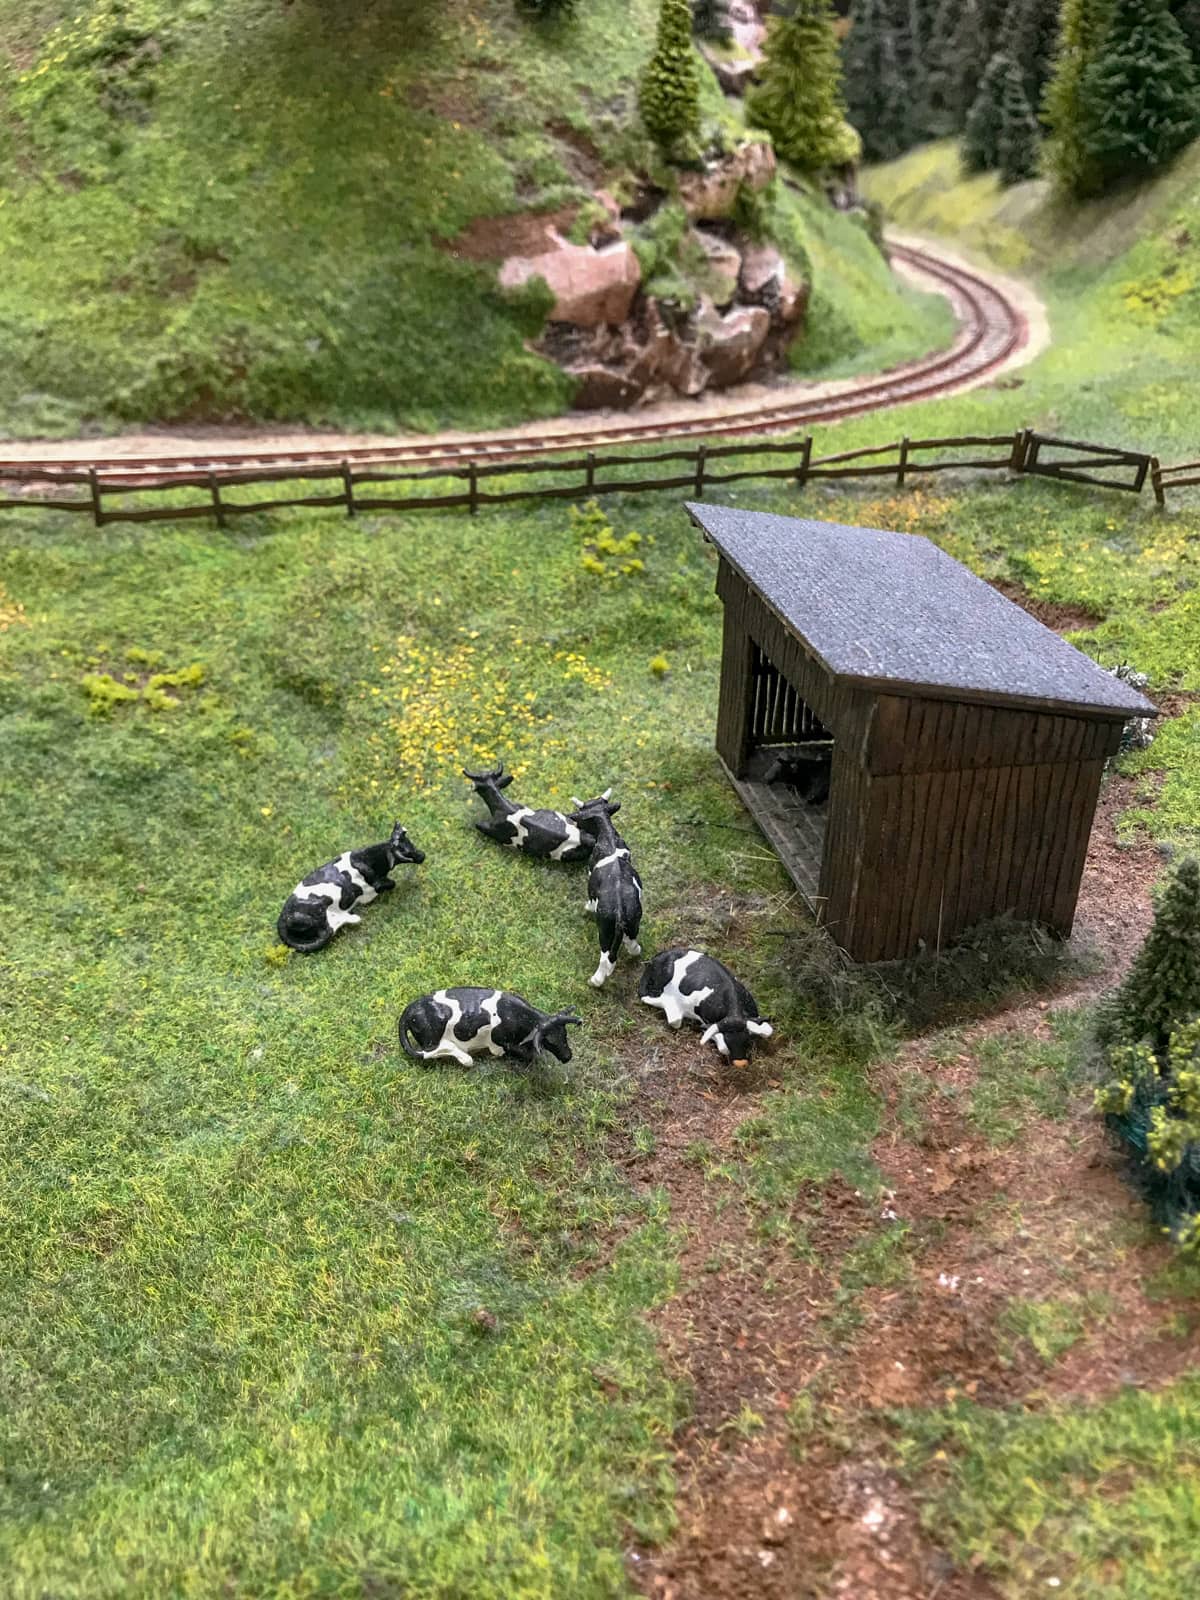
1008,429 -> 1026,472
694,444 -> 707,498
897,436 -> 909,488
208,472 -> 226,530
796,435 -> 812,490
88,467 -> 104,528
468,461 -> 479,516
342,460 -> 355,518
586,451 -> 595,492
1151,457 -> 1166,510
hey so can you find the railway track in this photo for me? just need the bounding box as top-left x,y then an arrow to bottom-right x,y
0,241 -> 1027,491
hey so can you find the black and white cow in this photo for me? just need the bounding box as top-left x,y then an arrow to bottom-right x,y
398,987 -> 581,1066
764,744 -> 833,807
463,765 -> 603,862
276,821 -> 425,953
639,948 -> 773,1068
569,795 -> 643,988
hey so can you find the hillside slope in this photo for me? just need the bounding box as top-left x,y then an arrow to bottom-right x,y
0,0 -> 947,436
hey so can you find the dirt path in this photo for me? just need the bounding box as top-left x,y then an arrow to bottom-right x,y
0,235 -> 1048,463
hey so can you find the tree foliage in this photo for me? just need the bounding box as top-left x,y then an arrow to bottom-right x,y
1171,0 -> 1200,63
1044,0 -> 1111,194
1103,857 -> 1200,1051
962,51 -> 1040,183
844,0 -> 918,161
640,0 -> 702,152
1009,0 -> 1062,124
1076,0 -> 1200,192
516,0 -> 579,19
924,0 -> 1008,134
749,0 -> 855,171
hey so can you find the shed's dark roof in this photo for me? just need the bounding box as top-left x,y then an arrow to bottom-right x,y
688,503 -> 1156,719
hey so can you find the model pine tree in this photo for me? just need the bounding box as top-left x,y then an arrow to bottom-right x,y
1076,0 -> 1200,192
1105,857 -> 1200,1050
844,0 -> 916,160
640,0 -> 702,152
1171,0 -> 1200,63
1009,0 -> 1062,123
997,55 -> 1042,181
927,0 -> 1008,132
962,52 -> 1009,170
749,0 -> 855,171
1043,0 -> 1110,194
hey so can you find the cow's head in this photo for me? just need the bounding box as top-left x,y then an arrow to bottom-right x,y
533,1009 -> 583,1063
701,1014 -> 774,1070
568,790 -> 618,830
463,764 -> 514,792
388,821 -> 425,866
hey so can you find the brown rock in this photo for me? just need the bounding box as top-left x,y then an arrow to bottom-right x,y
567,363 -> 645,410
499,234 -> 641,328
678,140 -> 776,221
694,229 -> 742,309
695,302 -> 770,387
625,301 -> 710,399
739,244 -> 808,327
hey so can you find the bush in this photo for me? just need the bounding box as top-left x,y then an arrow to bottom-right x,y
1100,856 -> 1200,1051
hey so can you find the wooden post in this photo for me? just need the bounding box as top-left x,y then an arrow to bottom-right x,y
796,435 -> 812,490
88,467 -> 104,528
468,461 -> 479,516
586,451 -> 595,491
342,460 -> 355,518
897,436 -> 910,488
694,443 -> 707,498
1009,429 -> 1026,472
1149,458 -> 1166,510
209,472 -> 226,530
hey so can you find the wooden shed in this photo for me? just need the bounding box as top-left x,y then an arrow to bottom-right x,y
688,503 -> 1157,963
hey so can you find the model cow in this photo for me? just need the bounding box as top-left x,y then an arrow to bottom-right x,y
463,764 -> 602,862
569,794 -> 643,988
639,948 -> 773,1068
764,743 -> 833,807
277,820 -> 425,953
398,987 -> 582,1066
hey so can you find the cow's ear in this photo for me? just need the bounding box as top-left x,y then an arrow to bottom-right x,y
748,1019 -> 773,1037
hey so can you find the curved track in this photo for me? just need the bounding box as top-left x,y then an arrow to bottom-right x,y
3,242 -> 1028,490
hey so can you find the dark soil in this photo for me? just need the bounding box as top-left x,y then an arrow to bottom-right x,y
625,770 -> 1179,1598
437,206 -> 579,263
988,577 -> 1103,634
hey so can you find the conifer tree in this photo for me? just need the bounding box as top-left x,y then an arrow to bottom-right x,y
640,0 -> 702,153
1171,0 -> 1200,64
996,56 -> 1041,182
962,51 -> 1008,170
1009,0 -> 1062,124
1043,0 -> 1110,194
927,0 -> 1006,133
692,0 -> 732,44
1077,0 -> 1200,192
844,0 -> 916,161
749,0 -> 855,171
1103,857 -> 1200,1051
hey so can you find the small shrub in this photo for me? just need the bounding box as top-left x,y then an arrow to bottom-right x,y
640,0 -> 702,154
1098,1017 -> 1200,1248
571,500 -> 648,579
1098,856 -> 1200,1051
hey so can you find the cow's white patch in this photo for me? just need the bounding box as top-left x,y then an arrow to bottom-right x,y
421,989 -> 474,1066
747,1019 -> 773,1037
506,807 -> 535,849
291,880 -> 362,932
645,950 -> 711,1028
593,848 -> 630,871
478,989 -> 505,1057
589,951 -> 615,987
549,821 -> 584,861
333,852 -> 376,903
623,936 -> 642,956
584,898 -> 598,914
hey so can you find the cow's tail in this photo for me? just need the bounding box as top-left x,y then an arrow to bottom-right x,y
397,1004 -> 430,1061
276,910 -> 332,955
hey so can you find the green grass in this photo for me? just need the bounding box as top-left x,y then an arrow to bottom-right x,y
0,0 -> 946,435
895,1380 -> 1200,1598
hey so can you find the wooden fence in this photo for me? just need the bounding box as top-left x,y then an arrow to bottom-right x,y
0,426 -> 1189,529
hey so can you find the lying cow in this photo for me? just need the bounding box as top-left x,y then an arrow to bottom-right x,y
463,764 -> 602,862
277,820 -> 425,953
764,744 -> 833,807
639,948 -> 773,1068
398,987 -> 581,1066
569,795 -> 643,987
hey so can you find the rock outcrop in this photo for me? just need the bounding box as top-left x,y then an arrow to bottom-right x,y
498,234 -> 641,328
678,139 -> 775,221
698,1 -> 767,97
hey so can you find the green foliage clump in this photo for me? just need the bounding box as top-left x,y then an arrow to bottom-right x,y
749,0 -> 855,172
640,0 -> 702,153
81,659 -> 205,716
571,500 -> 648,578
1101,856 -> 1200,1050
843,0 -> 917,164
1075,0 -> 1200,195
963,53 -> 1041,185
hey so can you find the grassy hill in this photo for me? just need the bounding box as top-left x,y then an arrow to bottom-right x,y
0,0 -> 947,436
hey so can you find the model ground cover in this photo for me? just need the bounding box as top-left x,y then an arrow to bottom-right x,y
0,0 -> 947,435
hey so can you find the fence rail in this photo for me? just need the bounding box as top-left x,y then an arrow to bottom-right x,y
0,427 -> 1190,529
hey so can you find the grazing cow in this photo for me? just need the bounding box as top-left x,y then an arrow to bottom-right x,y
398,987 -> 581,1066
639,948 -> 773,1068
277,821 -> 425,953
569,795 -> 643,988
764,744 -> 833,807
463,765 -> 602,862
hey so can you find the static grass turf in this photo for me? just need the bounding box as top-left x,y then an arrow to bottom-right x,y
0,0 -> 947,435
